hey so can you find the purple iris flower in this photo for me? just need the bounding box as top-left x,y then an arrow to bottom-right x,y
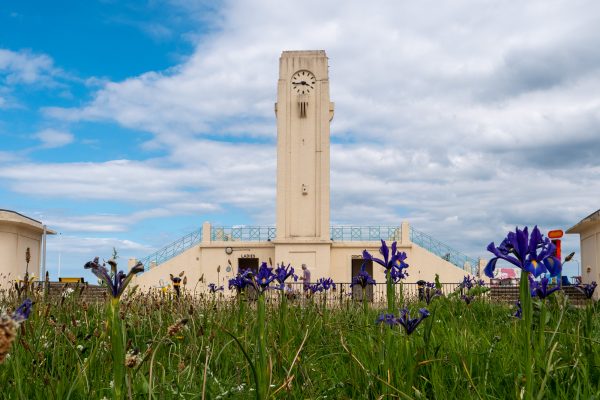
398,308 -> 430,334
351,265 -> 376,289
13,298 -> 33,322
309,277 -> 336,293
484,226 -> 561,278
208,283 -> 224,293
274,263 -> 298,289
252,262 -> 277,293
513,300 -> 522,319
461,276 -> 475,290
529,276 -> 561,299
84,257 -> 144,298
461,294 -> 475,305
376,313 -> 396,326
377,308 -> 430,335
575,281 -> 597,299
423,283 -> 442,305
363,240 -> 409,279
228,273 -> 250,293
390,266 -> 409,283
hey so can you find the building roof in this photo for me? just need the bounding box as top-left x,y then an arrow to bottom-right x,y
566,209 -> 600,234
0,209 -> 56,234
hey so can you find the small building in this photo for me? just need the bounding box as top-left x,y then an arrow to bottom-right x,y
132,51 -> 484,292
567,209 -> 600,299
0,209 -> 55,286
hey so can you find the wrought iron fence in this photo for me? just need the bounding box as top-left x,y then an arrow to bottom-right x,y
329,225 -> 402,241
210,226 -> 276,242
409,226 -> 479,275
260,282 -> 462,306
139,229 -> 202,271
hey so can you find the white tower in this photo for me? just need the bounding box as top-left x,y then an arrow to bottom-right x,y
274,50 -> 334,274
275,50 -> 334,240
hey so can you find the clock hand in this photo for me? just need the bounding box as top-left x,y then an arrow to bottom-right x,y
292,81 -> 309,85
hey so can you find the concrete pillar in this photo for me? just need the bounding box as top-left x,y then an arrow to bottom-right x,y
128,258 -> 138,271
202,221 -> 211,244
401,221 -> 410,244
478,258 -> 487,279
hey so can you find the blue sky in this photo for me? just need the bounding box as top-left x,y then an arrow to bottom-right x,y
2,0 -> 599,281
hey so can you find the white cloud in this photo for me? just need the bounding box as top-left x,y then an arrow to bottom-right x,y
0,48 -> 57,85
34,129 -> 74,148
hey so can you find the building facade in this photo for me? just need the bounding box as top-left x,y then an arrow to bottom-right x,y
567,209 -> 600,299
0,209 -> 54,287
133,51 -> 481,291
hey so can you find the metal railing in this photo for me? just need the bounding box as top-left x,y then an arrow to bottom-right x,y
329,225 -> 402,241
258,282 -> 463,306
211,226 -> 276,242
139,229 -> 202,271
410,226 -> 479,275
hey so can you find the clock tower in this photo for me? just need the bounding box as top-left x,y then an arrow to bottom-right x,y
275,50 -> 334,240
274,50 -> 334,273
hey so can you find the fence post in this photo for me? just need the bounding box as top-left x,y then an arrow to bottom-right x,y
401,221 -> 410,244
202,221 -> 211,244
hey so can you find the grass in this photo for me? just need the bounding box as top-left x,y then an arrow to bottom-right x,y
1,286 -> 599,399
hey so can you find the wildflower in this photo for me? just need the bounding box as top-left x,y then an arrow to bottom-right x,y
363,240 -> 409,275
309,278 -> 336,293
208,283 -> 224,293
167,319 -> 189,337
351,265 -> 376,289
376,313 -> 396,326
125,349 -> 142,368
256,262 -> 277,291
529,276 -> 561,299
84,257 -> 144,298
484,226 -> 561,278
376,307 -> 430,335
228,271 -> 250,293
461,294 -> 475,305
273,263 -> 298,289
513,300 -> 522,319
575,281 -> 597,299
77,345 -> 84,352
62,287 -> 75,298
170,273 -> 185,297
423,282 -> 442,305
0,299 -> 33,363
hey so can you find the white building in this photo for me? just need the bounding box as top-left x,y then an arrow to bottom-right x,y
133,51 -> 482,291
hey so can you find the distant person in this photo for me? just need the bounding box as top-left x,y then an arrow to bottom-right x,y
301,264 -> 311,291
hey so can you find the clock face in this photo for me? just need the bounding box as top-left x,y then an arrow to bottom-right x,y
291,70 -> 316,94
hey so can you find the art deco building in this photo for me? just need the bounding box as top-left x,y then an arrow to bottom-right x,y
133,51 -> 482,291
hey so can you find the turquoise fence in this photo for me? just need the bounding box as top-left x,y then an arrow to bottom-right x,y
139,229 -> 202,271
410,226 -> 479,275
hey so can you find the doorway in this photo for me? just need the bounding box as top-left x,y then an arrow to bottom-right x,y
351,258 -> 374,301
238,258 -> 259,300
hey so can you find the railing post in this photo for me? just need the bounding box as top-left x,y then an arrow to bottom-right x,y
202,221 -> 211,244
401,221 -> 410,244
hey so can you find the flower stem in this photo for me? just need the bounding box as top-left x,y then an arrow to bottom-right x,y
519,270 -> 533,400
256,292 -> 268,399
109,298 -> 125,400
386,270 -> 395,314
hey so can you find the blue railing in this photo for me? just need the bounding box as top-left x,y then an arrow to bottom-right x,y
139,229 -> 202,271
211,226 -> 276,242
409,226 -> 479,275
330,225 -> 402,241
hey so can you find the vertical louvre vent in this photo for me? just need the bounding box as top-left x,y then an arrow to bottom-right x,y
297,94 -> 308,118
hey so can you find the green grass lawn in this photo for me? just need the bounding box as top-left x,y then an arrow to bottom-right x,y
1,288 -> 598,399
